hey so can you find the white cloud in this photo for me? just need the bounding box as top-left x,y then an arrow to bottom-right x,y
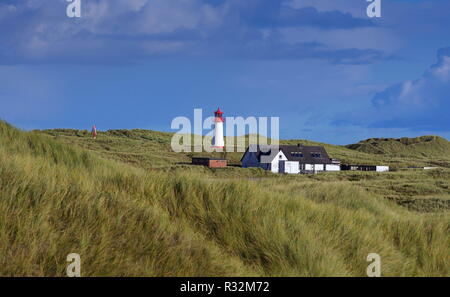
336,47 -> 450,131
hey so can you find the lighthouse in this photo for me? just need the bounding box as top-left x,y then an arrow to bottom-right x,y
212,108 -> 225,149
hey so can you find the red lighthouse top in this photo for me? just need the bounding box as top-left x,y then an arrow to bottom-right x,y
214,108 -> 224,122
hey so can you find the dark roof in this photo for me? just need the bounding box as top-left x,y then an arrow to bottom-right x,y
242,144 -> 332,164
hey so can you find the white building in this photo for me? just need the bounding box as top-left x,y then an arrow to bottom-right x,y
376,166 -> 390,172
212,108 -> 225,148
241,144 -> 340,174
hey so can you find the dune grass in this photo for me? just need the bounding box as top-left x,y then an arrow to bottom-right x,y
38,128 -> 450,170
1,121 -> 449,276
347,135 -> 450,158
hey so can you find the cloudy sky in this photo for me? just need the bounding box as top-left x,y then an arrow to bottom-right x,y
0,0 -> 449,144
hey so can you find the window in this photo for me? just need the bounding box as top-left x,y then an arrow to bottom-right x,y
311,153 -> 322,158
291,152 -> 303,157
279,155 -> 283,159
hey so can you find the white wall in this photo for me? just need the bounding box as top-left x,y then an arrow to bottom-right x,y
305,164 -> 324,171
279,161 -> 300,174
325,164 -> 341,172
424,167 -> 438,170
213,121 -> 225,147
271,151 -> 288,173
376,166 -> 389,172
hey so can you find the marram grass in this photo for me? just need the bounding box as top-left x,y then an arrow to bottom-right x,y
0,121 -> 449,276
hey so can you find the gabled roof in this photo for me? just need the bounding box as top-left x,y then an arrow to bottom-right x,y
241,144 -> 331,164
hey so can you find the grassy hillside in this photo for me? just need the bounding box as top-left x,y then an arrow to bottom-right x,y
33,127 -> 450,211
347,136 -> 450,160
38,129 -> 450,170
1,121 -> 449,276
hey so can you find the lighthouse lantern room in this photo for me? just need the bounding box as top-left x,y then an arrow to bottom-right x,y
212,108 -> 225,148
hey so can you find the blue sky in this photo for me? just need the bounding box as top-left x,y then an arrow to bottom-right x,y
0,0 -> 449,144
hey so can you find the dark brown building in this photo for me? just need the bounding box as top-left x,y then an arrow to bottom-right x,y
192,157 -> 227,168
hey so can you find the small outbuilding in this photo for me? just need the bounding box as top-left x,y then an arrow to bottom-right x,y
341,165 -> 389,172
192,157 -> 228,168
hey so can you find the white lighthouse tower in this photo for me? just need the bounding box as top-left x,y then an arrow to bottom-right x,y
212,108 -> 225,149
